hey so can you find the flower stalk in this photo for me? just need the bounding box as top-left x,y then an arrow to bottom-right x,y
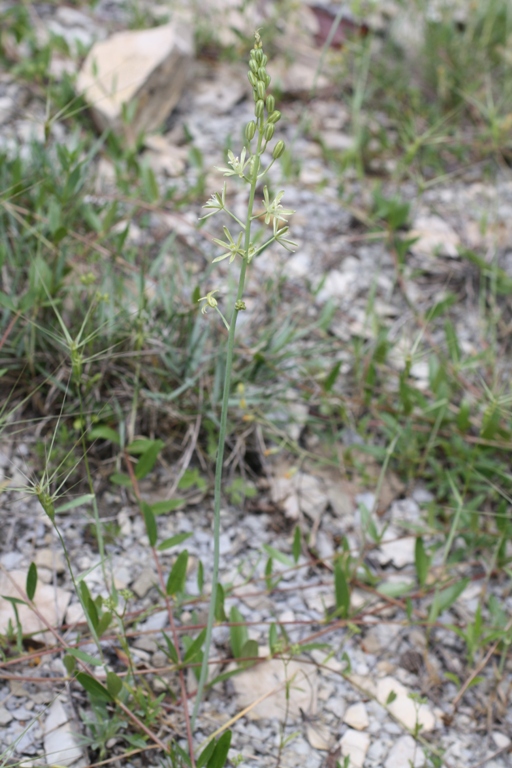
191,32 -> 296,732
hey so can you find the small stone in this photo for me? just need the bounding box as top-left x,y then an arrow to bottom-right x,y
65,602 -> 86,626
132,568 -> 156,598
0,706 -> 13,725
11,706 -> 33,721
133,635 -> 158,653
343,702 -> 369,731
339,729 -> 370,768
152,650 -> 168,668
232,658 -> 316,720
376,677 -> 435,732
43,696 -> 86,765
492,731 -> 510,749
113,565 -> 131,590
305,719 -> 331,751
409,214 -> 460,259
139,610 -> 168,632
34,548 -> 65,574
0,570 -> 71,645
385,734 -> 425,768
377,529 -> 416,568
77,22 -> 194,142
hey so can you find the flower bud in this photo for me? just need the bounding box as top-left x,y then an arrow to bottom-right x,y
264,123 -> 275,141
261,54 -> 268,66
268,110 -> 282,124
245,121 -> 256,141
256,80 -> 266,100
249,59 -> 258,73
272,140 -> 285,159
255,99 -> 264,118
265,73 -> 271,87
248,71 -> 257,87
257,67 -> 266,81
266,95 -> 275,113
254,49 -> 263,63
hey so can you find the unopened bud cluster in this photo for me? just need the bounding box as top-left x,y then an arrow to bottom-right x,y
198,32 -> 296,326
245,33 -> 285,159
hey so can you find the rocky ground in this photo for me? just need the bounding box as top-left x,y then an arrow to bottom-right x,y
0,1 -> 511,767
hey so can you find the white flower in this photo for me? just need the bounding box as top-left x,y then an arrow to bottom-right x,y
200,182 -> 227,219
216,149 -> 251,179
212,226 -> 245,263
262,186 -> 295,225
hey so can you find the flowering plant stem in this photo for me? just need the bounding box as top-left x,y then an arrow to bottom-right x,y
192,33 -> 295,736
191,131 -> 262,734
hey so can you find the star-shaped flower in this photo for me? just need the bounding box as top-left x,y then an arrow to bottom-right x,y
212,226 -> 245,263
261,186 -> 295,226
200,182 -> 227,220
216,149 -> 251,179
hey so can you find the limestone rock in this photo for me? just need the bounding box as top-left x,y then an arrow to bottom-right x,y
44,697 -> 86,767
409,214 -> 461,259
339,729 -> 370,768
77,22 -> 194,141
343,702 -> 369,730
232,657 -> 316,720
385,734 -> 425,768
0,569 -> 70,645
376,676 -> 436,732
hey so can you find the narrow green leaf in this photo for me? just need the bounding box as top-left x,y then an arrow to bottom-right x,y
141,501 -> 158,547
197,739 -> 216,768
183,629 -> 206,663
377,581 -> 413,598
323,360 -> 342,392
150,499 -> 184,515
96,611 -> 112,637
88,426 -> 120,445
162,633 -> 179,664
106,671 -> 123,698
264,556 -> 273,591
135,441 -> 164,480
76,673 -> 113,702
239,638 -> 259,668
55,494 -> 95,513
26,562 -> 37,601
166,550 -> 189,596
229,606 -> 248,659
269,623 -> 278,653
63,654 -> 76,674
158,533 -> 192,551
66,647 -> 103,666
80,581 -> 99,630
109,472 -> 132,487
334,561 -> 350,618
170,742 -> 192,767
262,544 -> 293,567
207,730 -> 232,768
436,578 -> 470,615
414,537 -> 429,587
197,559 -> 204,594
127,438 -> 157,454
292,526 -> 301,564
215,583 -> 227,622
2,595 -> 25,606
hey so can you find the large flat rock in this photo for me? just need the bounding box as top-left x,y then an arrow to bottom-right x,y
77,22 -> 194,141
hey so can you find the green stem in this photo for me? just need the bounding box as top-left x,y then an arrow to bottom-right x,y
191,129 -> 264,732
